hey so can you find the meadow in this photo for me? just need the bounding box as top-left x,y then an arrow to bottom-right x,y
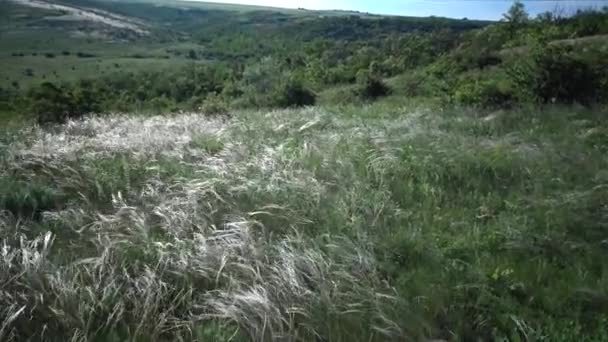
1,0 -> 608,340
1,97 -> 607,340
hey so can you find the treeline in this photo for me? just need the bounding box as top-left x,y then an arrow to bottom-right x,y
1,60 -> 321,123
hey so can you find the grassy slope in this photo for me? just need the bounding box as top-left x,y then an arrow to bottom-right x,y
1,99 -> 607,340
0,0 -> 202,88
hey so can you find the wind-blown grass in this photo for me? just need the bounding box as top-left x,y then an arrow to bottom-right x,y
0,104 -> 607,341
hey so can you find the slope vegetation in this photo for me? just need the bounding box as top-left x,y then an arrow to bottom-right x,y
1,102 -> 607,340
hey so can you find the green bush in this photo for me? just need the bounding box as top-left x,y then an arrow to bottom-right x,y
354,70 -> 391,100
149,95 -> 179,113
199,93 -> 230,116
238,58 -> 315,108
29,83 -> 75,124
76,52 -> 96,58
276,78 -> 316,107
28,82 -> 100,124
454,76 -> 514,108
506,45 -> 605,105
535,49 -> 603,105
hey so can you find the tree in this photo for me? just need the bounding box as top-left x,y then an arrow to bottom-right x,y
503,0 -> 529,24
503,0 -> 529,38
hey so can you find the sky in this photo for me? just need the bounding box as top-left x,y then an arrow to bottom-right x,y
197,0 -> 608,20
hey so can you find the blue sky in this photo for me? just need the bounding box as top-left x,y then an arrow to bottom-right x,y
201,0 -> 607,20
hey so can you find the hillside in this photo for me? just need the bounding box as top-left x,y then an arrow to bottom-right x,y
1,0 -> 608,341
0,0 -> 489,89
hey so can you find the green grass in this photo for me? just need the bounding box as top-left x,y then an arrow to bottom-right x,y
0,32 -> 211,88
0,102 -> 606,340
0,54 -> 208,88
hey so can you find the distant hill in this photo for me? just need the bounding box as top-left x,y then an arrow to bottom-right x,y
0,0 -> 490,88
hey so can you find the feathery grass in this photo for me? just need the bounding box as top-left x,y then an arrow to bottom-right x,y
0,104 -> 607,340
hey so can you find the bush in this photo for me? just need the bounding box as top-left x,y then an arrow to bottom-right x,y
506,45 -> 605,105
354,70 -> 391,100
454,76 -> 515,108
199,93 -> 230,116
238,58 -> 315,108
76,52 -> 96,58
28,83 -> 74,124
535,50 -> 602,105
276,79 -> 316,107
27,82 -> 99,124
149,95 -> 178,113
71,81 -> 101,114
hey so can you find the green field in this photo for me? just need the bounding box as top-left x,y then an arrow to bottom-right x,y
1,50 -> 208,88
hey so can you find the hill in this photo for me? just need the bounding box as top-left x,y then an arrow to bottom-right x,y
1,1 -> 608,341
1,0 -> 607,119
0,0 -> 489,89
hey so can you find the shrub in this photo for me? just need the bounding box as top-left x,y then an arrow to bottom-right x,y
238,58 -> 315,108
276,78 -> 316,107
454,76 -> 515,108
27,82 -> 99,124
396,71 -> 442,98
354,70 -> 391,100
76,52 -> 96,58
44,53 -> 56,58
149,95 -> 179,113
535,49 -> 602,105
28,82 -> 74,124
199,93 -> 230,116
71,81 -> 101,114
506,45 -> 605,105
